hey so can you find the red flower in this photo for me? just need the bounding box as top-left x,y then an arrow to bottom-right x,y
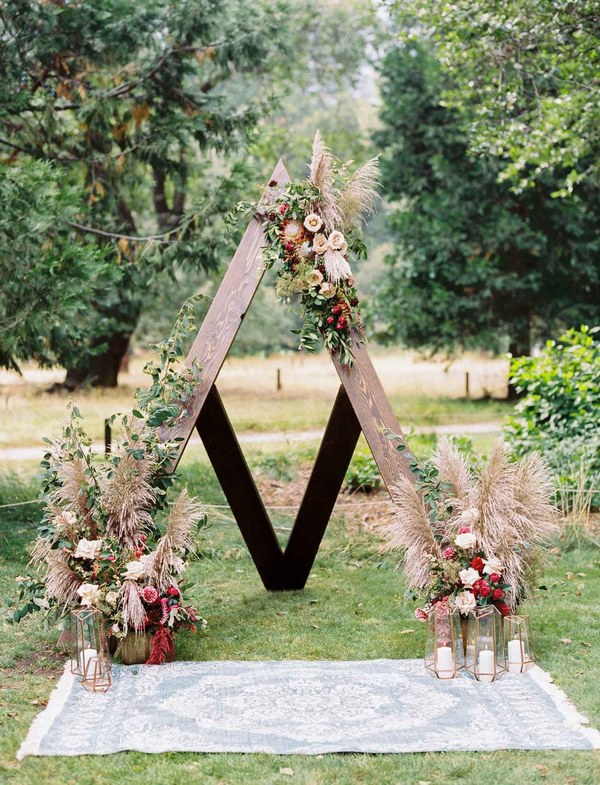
414,608 -> 428,622
470,556 -> 484,571
167,586 -> 180,597
284,242 -> 294,253
268,179 -> 278,187
478,581 -> 491,597
326,316 -> 335,324
458,526 -> 471,534
441,547 -> 456,560
141,586 -> 159,604
489,572 -> 501,584
268,212 -> 276,221
331,304 -> 343,315
493,588 -> 504,600
350,297 -> 359,307
278,204 -> 288,214
497,602 -> 512,617
139,534 -> 147,543
337,316 -> 347,327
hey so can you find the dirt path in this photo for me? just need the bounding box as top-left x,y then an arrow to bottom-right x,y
0,421 -> 501,462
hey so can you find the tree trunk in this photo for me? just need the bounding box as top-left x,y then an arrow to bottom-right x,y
63,331 -> 133,388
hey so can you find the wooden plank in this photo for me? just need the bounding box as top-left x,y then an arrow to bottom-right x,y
281,386 -> 362,589
332,333 -> 416,492
161,160 -> 290,466
195,385 -> 284,590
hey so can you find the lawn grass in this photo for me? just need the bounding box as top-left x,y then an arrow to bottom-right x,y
0,458 -> 599,785
0,350 -> 510,450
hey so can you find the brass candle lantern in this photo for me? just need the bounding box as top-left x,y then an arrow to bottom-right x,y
424,603 -> 465,680
504,614 -> 535,673
70,607 -> 112,692
464,606 -> 506,682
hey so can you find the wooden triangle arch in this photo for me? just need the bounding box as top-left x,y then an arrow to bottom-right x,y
162,161 -> 415,590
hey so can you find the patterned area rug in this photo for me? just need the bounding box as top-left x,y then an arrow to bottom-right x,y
18,659 -> 600,758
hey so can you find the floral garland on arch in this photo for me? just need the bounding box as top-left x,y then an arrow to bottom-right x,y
379,437 -> 559,622
11,299 -> 207,665
256,132 -> 379,366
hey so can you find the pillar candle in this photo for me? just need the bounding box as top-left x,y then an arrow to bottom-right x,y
436,646 -> 455,679
508,638 -> 524,673
477,649 -> 495,682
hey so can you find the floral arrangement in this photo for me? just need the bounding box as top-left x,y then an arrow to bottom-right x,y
256,132 -> 379,366
380,438 -> 558,621
12,299 -> 207,664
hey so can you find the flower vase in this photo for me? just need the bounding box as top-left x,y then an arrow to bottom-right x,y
117,632 -> 152,665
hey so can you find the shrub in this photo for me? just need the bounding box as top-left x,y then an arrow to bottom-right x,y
345,451 -> 381,493
504,325 -> 600,510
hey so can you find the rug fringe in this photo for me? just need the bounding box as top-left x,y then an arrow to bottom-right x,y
527,665 -> 600,748
16,660 -> 76,760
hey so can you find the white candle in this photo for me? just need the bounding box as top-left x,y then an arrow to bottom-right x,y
79,647 -> 98,674
435,646 -> 455,679
477,649 -> 495,682
508,638 -> 524,673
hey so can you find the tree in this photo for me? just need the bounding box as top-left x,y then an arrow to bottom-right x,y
372,44 -> 600,375
0,0 -> 294,385
0,160 -> 110,371
392,1 -> 600,193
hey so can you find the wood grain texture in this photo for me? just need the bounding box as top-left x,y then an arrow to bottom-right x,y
332,332 -> 416,492
161,160 -> 290,467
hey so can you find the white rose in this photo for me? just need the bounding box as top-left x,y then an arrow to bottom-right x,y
77,583 -> 101,607
319,281 -> 337,299
454,590 -> 477,615
303,213 -> 323,233
459,567 -> 481,587
483,557 -> 503,575
328,230 -> 346,251
105,591 -> 119,607
122,560 -> 146,581
73,538 -> 103,560
454,531 -> 477,549
312,233 -> 328,255
308,269 -> 324,287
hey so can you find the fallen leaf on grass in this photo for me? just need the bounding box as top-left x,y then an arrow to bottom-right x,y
399,629 -> 416,635
560,638 -> 573,645
580,641 -> 592,648
566,572 -> 574,580
279,767 -> 294,776
534,763 -> 548,776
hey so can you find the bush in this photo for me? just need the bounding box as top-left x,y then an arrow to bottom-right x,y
504,325 -> 600,510
345,451 -> 381,493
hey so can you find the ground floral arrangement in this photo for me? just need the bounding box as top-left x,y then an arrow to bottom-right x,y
381,437 -> 559,620
251,132 -> 379,366
11,300 -> 207,664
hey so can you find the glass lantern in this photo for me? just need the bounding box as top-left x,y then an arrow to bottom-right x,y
82,652 -> 112,693
464,606 -> 506,682
70,607 -> 112,691
424,603 -> 465,680
504,614 -> 535,673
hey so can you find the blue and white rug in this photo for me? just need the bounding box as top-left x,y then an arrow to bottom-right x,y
17,659 -> 600,758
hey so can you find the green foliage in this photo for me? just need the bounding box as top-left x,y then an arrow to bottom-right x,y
373,44 -> 600,357
252,452 -> 294,483
0,161 -> 110,371
344,451 -> 381,493
505,325 -> 600,507
394,1 -> 600,192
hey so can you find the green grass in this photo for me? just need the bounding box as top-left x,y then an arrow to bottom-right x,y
1,462 -> 599,785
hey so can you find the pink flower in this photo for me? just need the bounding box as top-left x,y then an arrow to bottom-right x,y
442,547 -> 456,560
141,586 -> 159,604
167,586 -> 180,597
458,526 -> 471,534
414,608 -> 428,622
